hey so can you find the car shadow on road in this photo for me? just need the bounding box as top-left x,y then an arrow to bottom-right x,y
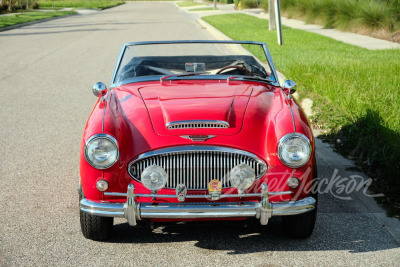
107,213 -> 399,254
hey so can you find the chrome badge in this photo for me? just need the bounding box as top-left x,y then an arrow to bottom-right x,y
208,179 -> 222,200
180,135 -> 216,142
176,184 -> 187,202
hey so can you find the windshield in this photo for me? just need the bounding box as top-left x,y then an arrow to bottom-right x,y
112,42 -> 276,86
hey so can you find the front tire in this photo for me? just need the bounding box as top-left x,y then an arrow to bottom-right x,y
79,185 -> 114,241
282,164 -> 318,238
281,207 -> 316,238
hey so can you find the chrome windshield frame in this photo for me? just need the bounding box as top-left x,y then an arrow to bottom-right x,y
109,40 -> 280,88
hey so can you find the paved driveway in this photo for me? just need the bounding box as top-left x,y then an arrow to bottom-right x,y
0,2 -> 399,266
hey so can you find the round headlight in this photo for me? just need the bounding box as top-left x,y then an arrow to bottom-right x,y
84,134 -> 119,169
278,133 -> 311,168
141,165 -> 167,191
229,164 -> 255,192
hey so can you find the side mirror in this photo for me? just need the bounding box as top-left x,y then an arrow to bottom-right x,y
282,79 -> 296,91
282,80 -> 296,98
92,82 -> 108,97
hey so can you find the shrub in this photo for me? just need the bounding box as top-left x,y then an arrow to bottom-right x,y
356,1 -> 395,30
240,0 -> 259,8
0,3 -> 9,13
31,1 -> 39,9
280,0 -> 399,32
259,0 -> 267,10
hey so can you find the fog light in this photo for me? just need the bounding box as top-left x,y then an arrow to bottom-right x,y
96,180 -> 109,192
229,164 -> 255,192
287,177 -> 300,189
141,165 -> 167,191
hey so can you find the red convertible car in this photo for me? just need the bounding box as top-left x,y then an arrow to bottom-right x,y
79,41 -> 317,240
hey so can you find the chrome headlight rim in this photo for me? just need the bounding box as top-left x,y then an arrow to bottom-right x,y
278,133 -> 311,168
84,133 -> 119,170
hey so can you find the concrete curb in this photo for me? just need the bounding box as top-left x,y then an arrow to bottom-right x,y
196,18 -> 231,41
0,13 -> 77,32
315,138 -> 400,245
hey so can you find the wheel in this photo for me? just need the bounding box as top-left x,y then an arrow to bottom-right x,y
281,165 -> 318,238
281,207 -> 316,238
79,185 -> 114,241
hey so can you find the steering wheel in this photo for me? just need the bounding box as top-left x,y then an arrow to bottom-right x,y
216,65 -> 254,76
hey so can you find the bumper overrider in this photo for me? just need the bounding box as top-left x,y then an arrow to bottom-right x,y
80,183 -> 316,226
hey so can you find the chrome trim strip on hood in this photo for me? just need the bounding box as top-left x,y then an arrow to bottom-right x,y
166,120 -> 230,129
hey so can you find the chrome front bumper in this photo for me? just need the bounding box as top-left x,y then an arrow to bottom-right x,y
80,184 -> 316,226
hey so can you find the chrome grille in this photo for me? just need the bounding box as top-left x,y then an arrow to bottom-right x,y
128,147 -> 267,190
166,120 -> 229,129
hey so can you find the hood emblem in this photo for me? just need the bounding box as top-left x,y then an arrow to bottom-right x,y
180,135 -> 216,142
176,184 -> 187,202
208,179 -> 222,200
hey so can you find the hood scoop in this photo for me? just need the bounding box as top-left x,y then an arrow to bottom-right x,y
167,120 -> 230,130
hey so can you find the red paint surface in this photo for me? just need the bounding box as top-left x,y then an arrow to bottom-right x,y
80,79 -> 315,213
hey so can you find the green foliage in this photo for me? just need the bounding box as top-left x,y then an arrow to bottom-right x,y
1,0 -> 40,12
236,0 -> 267,10
259,0 -> 268,10
203,13 -> 400,213
240,0 -> 260,8
0,10 -> 75,27
36,0 -> 124,9
216,0 -> 234,4
280,0 -> 400,32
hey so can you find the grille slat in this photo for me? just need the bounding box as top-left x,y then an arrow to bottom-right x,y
129,149 -> 267,190
166,120 -> 229,129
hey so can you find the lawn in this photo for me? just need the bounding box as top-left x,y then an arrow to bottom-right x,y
37,0 -> 124,9
0,11 -> 76,28
176,1 -> 204,7
203,13 -> 400,215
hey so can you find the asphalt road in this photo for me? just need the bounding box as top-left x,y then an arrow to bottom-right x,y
1,2 -> 399,266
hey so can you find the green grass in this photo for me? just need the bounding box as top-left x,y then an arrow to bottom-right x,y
188,7 -> 216,11
176,1 -> 203,7
203,13 -> 400,215
37,0 -> 124,9
0,11 -> 76,27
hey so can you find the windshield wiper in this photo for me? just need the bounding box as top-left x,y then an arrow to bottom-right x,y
228,76 -> 275,85
160,72 -> 209,82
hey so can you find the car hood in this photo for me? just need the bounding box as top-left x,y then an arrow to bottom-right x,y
138,82 -> 253,136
